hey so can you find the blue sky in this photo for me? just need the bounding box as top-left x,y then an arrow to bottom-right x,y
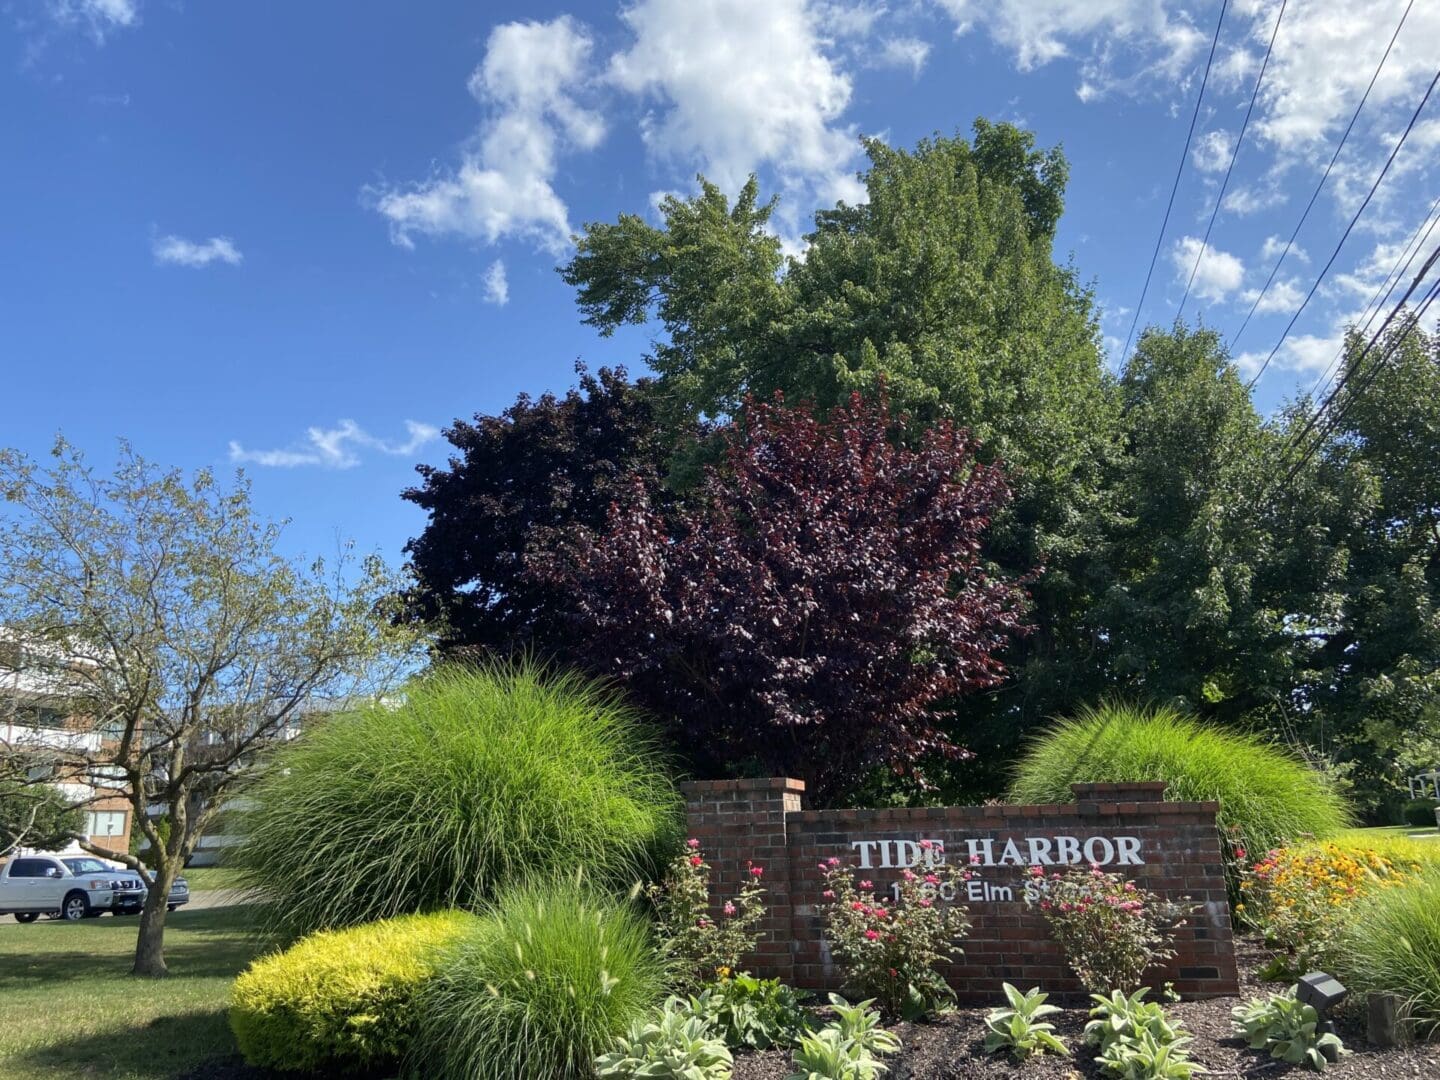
4,0 -> 1438,566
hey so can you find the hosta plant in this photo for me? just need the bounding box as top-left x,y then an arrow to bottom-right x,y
595,999 -> 734,1080
650,840 -> 767,990
685,974 -> 813,1050
1232,987 -> 1347,1072
817,854 -> 971,1018
1096,1029 -> 1205,1080
982,983 -> 1069,1061
1030,866 -> 1189,993
1085,988 -> 1182,1052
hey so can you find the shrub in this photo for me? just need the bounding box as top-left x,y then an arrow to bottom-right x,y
1030,866 -> 1188,994
1402,799 -> 1439,828
229,910 -> 476,1073
1328,828 -> 1440,869
1336,866 -> 1440,1039
1010,702 -> 1351,882
1237,843 -> 1417,977
817,853 -> 971,1018
1232,986 -> 1347,1072
410,879 -> 667,1080
1096,1028 -> 1202,1080
982,983 -> 1069,1062
236,663 -> 680,935
649,839 -> 767,990
685,974 -> 813,1050
595,998 -> 734,1080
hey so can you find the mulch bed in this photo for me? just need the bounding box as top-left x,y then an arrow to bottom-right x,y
179,941 -> 1440,1080
732,942 -> 1440,1080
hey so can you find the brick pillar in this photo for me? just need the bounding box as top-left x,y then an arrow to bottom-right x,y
681,777 -> 805,983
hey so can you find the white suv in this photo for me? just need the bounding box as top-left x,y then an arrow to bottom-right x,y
0,853 -> 119,922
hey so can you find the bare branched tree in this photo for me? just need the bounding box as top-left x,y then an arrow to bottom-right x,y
0,439 -> 424,975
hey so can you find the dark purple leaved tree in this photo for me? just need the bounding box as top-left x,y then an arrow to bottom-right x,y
529,392 -> 1032,802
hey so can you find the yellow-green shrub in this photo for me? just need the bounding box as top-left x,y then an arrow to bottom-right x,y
230,910 -> 478,1073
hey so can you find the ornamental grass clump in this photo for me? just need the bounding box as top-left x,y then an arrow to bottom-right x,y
236,662 -> 680,936
229,910 -> 477,1074
1336,866 -> 1440,1039
1010,703 -> 1350,896
649,839 -> 767,990
1030,866 -> 1189,994
1238,843 -> 1418,977
817,849 -> 971,1019
411,878 -> 667,1080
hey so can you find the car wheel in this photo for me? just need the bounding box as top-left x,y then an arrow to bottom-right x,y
61,892 -> 90,922
14,912 -> 39,924
168,904 -> 178,912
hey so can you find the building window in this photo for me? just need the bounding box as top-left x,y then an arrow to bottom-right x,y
13,705 -> 68,730
87,810 -> 127,838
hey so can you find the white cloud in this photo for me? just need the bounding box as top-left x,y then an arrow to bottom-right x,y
1191,129 -> 1232,172
48,0 -> 137,40
152,234 -> 242,268
1221,183 -> 1286,215
370,16 -> 603,255
1170,235 -> 1246,302
1239,276 -> 1305,315
1260,235 -> 1308,264
609,0 -> 865,211
482,259 -> 509,306
228,420 -> 440,470
1244,0 -> 1440,155
932,0 -> 1205,96
876,37 -> 931,77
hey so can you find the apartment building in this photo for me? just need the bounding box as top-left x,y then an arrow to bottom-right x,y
0,633 -> 133,856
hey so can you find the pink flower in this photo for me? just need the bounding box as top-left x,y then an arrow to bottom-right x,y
827,857 -> 841,867
851,902 -> 868,912
901,869 -> 917,882
859,880 -> 873,890
918,898 -> 933,908
1123,882 -> 1137,893
924,874 -> 939,885
1059,902 -> 1073,913
689,855 -> 703,867
864,929 -> 879,941
919,839 -> 932,850
750,866 -> 764,878
697,917 -> 708,928
873,908 -> 889,919
1234,847 -> 1248,861
889,967 -> 898,977
818,862 -> 829,871
686,838 -> 701,849
723,902 -> 737,916
969,854 -> 982,865
1029,865 -> 1045,877
822,889 -> 835,899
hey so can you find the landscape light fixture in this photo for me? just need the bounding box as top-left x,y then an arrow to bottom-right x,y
1297,972 -> 1347,1062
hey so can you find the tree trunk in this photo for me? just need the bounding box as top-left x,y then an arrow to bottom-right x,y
132,861 -> 177,977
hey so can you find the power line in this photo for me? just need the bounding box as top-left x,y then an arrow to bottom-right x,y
1244,62 -> 1440,388
1230,0 -> 1417,358
1178,0 -> 1287,319
1304,185 -> 1440,399
1273,273 -> 1440,494
1261,243 -> 1440,498
1118,0 -> 1229,365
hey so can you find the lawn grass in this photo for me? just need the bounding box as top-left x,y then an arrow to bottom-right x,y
180,865 -> 248,892
0,905 -> 265,1080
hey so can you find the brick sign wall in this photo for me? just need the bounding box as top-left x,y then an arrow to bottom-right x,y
682,777 -> 1239,1003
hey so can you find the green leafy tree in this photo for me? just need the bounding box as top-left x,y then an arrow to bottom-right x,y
1290,321 -> 1440,813
563,121 -> 1120,797
0,440 -> 421,975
